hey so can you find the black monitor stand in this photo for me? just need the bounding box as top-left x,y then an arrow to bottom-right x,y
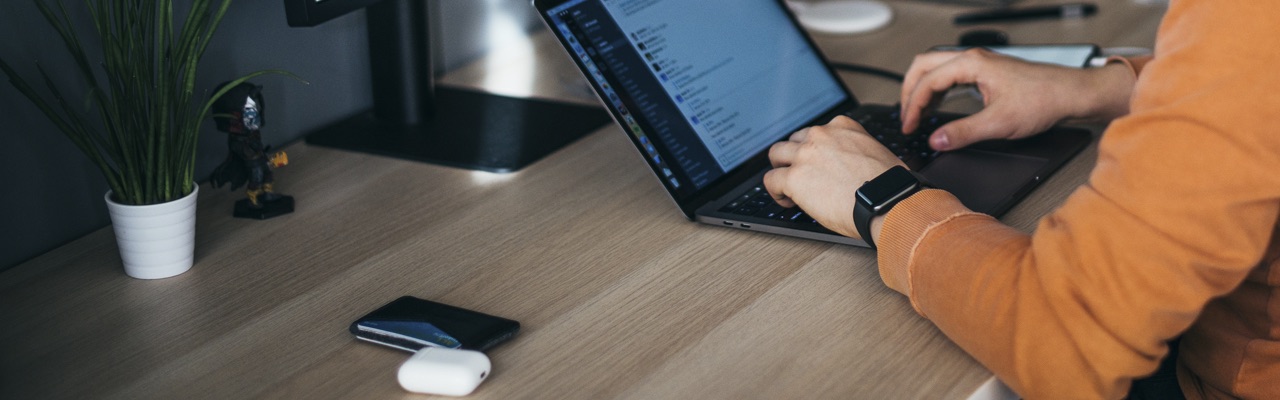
304,0 -> 610,173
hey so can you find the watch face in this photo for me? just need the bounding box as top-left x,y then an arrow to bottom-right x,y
857,166 -> 919,207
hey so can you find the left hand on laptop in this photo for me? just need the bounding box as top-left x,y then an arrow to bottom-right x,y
764,115 -> 905,239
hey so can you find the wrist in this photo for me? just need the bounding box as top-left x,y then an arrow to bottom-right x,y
869,214 -> 888,246
1073,63 -> 1136,121
853,165 -> 930,248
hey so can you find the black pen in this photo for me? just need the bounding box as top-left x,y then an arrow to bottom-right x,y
954,2 -> 1098,25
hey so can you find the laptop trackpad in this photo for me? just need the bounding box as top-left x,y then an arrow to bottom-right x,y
919,150 -> 1047,214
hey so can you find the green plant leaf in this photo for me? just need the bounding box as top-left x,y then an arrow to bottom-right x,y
4,0 -> 301,205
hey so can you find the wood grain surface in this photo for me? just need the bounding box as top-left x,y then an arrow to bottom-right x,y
1,1 -> 1163,398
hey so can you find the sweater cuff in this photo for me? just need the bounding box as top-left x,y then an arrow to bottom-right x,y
1104,55 -> 1152,78
876,189 -> 978,314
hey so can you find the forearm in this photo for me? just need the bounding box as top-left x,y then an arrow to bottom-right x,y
876,187 -> 1262,398
876,158 -> 1276,398
874,1 -> 1280,395
884,205 -> 1169,398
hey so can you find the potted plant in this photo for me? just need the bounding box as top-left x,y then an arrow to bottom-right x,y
0,0 -> 290,279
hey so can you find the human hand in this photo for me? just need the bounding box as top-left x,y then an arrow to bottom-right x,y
764,116 -> 904,238
900,48 -> 1134,151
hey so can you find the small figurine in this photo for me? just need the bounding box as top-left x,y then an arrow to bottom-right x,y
208,81 -> 294,219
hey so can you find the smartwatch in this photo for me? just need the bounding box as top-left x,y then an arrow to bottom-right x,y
853,165 -> 931,249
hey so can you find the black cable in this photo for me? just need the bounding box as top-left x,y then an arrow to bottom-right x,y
829,62 -> 905,82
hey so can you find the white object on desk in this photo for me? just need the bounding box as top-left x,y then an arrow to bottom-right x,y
786,0 -> 893,34
398,347 -> 492,396
967,377 -> 1019,400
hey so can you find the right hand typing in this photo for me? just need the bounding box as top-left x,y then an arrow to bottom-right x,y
900,48 -> 1135,151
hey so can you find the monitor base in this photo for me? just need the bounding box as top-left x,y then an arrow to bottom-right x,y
305,87 -> 611,173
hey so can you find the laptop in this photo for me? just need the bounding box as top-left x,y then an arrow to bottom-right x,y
532,0 -> 1090,247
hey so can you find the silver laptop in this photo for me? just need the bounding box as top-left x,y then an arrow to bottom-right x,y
533,0 -> 1090,247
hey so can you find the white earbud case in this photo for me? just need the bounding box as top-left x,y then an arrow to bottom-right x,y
397,347 -> 492,396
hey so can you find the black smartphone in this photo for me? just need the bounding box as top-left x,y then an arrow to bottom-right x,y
350,296 -> 520,352
929,44 -> 1101,68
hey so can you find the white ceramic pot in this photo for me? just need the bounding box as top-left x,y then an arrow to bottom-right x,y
104,185 -> 198,279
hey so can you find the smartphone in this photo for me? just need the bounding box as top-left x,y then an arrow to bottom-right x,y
930,44 -> 1100,68
350,296 -> 521,352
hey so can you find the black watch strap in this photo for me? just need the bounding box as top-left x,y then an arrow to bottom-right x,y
854,197 -> 878,248
852,166 -> 930,249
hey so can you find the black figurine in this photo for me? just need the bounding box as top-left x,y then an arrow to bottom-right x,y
208,82 -> 294,219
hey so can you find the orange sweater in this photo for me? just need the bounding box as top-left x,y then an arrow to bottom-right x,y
876,2 -> 1280,399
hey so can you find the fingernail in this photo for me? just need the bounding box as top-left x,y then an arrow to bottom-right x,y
932,130 -> 950,150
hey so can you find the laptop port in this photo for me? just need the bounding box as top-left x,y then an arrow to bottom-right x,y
741,223 -> 751,228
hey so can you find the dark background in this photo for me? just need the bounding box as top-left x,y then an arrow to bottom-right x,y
0,0 -> 544,271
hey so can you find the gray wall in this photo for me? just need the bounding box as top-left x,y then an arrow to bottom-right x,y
0,0 -> 542,271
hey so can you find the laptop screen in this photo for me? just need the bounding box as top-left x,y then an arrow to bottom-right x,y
544,0 -> 848,199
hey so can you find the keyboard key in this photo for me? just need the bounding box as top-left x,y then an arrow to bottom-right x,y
756,203 -> 786,218
718,200 -> 742,213
778,209 -> 803,221
850,109 -> 948,169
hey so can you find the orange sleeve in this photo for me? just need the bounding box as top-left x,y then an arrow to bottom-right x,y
875,2 -> 1280,398
1105,55 -> 1153,78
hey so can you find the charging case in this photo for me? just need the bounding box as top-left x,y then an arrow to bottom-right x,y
398,347 -> 492,396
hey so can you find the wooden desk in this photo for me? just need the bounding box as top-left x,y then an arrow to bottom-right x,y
0,1 -> 1163,398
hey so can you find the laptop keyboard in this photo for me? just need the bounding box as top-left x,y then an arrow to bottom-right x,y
718,109 -> 950,224
719,185 -> 822,225
852,109 -> 947,171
